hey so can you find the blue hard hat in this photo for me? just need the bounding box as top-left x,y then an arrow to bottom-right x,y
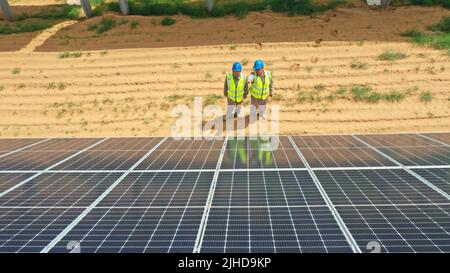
253,59 -> 264,70
232,62 -> 242,72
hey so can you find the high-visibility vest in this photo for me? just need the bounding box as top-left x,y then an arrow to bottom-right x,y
226,73 -> 247,103
250,70 -> 272,100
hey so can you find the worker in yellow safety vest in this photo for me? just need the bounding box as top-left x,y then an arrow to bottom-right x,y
223,62 -> 248,119
248,59 -> 273,121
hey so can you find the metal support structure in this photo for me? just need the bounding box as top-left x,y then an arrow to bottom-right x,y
0,0 -> 12,21
118,0 -> 129,16
80,0 -> 93,18
205,0 -> 214,13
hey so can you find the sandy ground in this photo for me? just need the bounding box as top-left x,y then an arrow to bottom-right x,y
37,7 -> 450,51
0,40 -> 449,137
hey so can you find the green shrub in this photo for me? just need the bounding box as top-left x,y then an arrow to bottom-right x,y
377,50 -> 408,61
429,16 -> 450,33
0,21 -> 53,34
351,85 -> 373,101
383,90 -> 405,102
420,91 -> 433,102
96,17 -> 117,33
161,16 -> 176,26
130,20 -> 139,29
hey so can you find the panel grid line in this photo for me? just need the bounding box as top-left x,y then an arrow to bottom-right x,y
194,137 -> 228,253
288,136 -> 361,253
40,137 -> 168,253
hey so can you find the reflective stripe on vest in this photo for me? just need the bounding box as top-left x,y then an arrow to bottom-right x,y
227,73 -> 247,103
250,70 -> 271,100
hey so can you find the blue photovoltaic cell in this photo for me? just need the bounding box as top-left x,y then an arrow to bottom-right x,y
98,172 -> 214,207
314,169 -> 449,205
48,207 -> 204,253
0,151 -> 80,170
0,172 -> 122,207
0,134 -> 448,253
51,138 -> 162,171
0,173 -> 35,193
200,170 -> 353,253
378,146 -> 450,166
336,204 -> 450,253
411,168 -> 450,196
0,207 -> 85,253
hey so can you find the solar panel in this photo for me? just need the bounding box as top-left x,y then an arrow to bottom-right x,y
0,133 -> 449,253
314,169 -> 449,205
48,207 -> 204,253
136,139 -> 223,170
294,135 -> 366,148
22,138 -> 100,151
200,170 -> 353,253
411,168 -> 450,196
0,172 -> 122,207
0,138 -> 43,152
336,204 -> 450,253
0,173 -> 35,193
355,134 -> 441,147
423,133 -> 450,145
0,207 -> 85,253
98,172 -> 214,207
0,151 -> 83,171
378,146 -> 450,166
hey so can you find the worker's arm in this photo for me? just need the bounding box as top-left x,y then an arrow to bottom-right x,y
223,77 -> 228,97
244,77 -> 249,99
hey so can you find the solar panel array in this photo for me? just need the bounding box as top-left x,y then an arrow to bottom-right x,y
0,133 -> 449,253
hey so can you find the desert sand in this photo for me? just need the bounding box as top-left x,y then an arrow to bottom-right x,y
0,40 -> 449,137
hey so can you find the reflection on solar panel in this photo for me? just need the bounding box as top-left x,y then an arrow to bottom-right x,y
221,137 -> 304,169
0,133 -> 449,253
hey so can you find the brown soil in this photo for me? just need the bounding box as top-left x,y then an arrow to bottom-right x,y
37,7 -> 450,52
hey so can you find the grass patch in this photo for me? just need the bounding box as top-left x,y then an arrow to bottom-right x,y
88,17 -> 117,34
161,16 -> 176,26
351,85 -> 373,102
12,67 -> 21,75
350,60 -> 368,70
59,51 -> 82,59
0,21 -> 53,34
57,82 -> 66,91
204,94 -> 222,106
402,18 -> 450,53
383,90 -> 405,102
130,20 -> 139,29
420,91 -> 433,103
377,50 -> 408,61
0,85 -> 4,92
